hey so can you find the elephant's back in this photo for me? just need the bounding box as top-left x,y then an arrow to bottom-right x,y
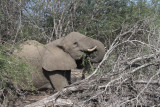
14,40 -> 44,59
13,40 -> 50,90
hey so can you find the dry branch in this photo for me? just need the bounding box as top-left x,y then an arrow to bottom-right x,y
24,81 -> 89,107
25,97 -> 72,107
24,88 -> 74,107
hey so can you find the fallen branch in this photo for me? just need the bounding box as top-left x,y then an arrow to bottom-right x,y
24,82 -> 89,107
25,96 -> 73,107
24,88 -> 73,107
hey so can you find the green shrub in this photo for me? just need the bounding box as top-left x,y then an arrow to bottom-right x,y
0,45 -> 35,90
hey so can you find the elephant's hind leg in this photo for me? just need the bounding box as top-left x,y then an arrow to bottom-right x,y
49,70 -> 70,91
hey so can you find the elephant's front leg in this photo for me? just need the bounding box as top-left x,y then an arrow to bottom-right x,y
48,70 -> 71,91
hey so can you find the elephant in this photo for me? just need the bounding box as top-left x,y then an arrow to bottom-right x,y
14,32 -> 105,91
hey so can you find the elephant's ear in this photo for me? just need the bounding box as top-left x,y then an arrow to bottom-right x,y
42,45 -> 77,71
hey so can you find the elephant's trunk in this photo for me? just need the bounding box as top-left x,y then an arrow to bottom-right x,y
87,39 -> 105,63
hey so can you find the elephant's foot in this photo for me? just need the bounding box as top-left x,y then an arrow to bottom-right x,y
38,83 -> 52,91
49,72 -> 69,91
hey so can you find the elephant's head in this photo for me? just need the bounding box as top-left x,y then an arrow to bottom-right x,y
59,32 -> 105,63
42,32 -> 105,71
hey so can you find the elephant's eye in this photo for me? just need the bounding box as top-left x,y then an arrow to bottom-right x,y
73,42 -> 78,47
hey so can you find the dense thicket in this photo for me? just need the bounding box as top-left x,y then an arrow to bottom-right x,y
1,0 -> 160,44
1,0 -> 160,106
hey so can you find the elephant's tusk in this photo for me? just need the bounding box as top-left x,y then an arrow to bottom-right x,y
87,46 -> 97,52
